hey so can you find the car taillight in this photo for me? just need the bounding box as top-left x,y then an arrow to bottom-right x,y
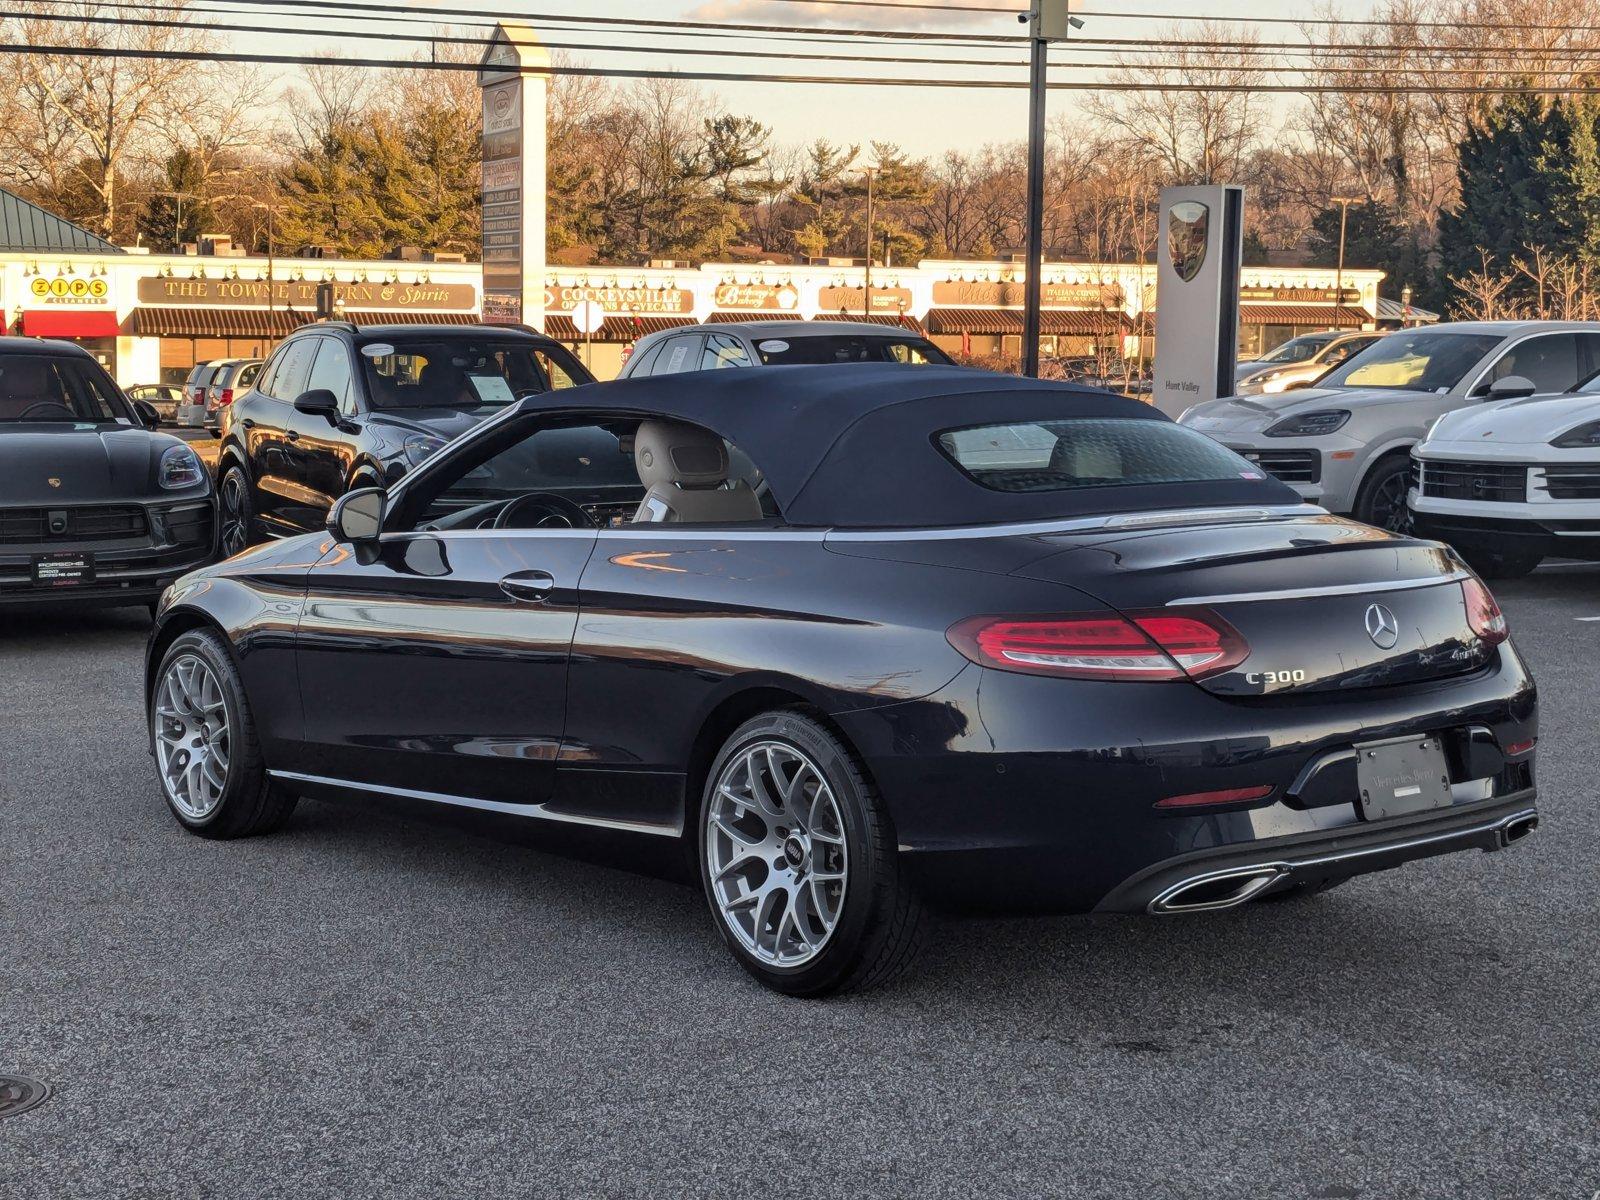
1461,577 -> 1508,645
218,388 -> 234,406
947,609 -> 1248,682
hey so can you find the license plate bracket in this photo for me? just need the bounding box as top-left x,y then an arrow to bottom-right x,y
1356,734 -> 1452,821
32,551 -> 95,587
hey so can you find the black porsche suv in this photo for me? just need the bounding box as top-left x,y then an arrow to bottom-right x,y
216,322 -> 593,554
0,338 -> 215,612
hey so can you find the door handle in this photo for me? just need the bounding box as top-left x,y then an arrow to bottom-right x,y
500,570 -> 556,603
241,418 -> 256,429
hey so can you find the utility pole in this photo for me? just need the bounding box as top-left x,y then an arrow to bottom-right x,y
1021,1 -> 1083,377
862,165 -> 879,320
1330,195 -> 1364,323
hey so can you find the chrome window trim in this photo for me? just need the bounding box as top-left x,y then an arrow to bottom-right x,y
268,770 -> 681,837
1167,570 -> 1468,607
374,504 -> 1323,545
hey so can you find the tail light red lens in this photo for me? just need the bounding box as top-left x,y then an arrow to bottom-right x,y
1155,785 -> 1274,810
1461,577 -> 1508,645
219,388 -> 234,407
947,608 -> 1248,682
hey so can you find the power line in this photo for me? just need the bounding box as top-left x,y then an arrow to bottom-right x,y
10,36 -> 1600,94
197,0 -> 1028,43
22,5 -> 1600,78
1088,6 -> 1600,35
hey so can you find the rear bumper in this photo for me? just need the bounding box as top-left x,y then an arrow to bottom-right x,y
1093,792 -> 1537,914
840,649 -> 1538,914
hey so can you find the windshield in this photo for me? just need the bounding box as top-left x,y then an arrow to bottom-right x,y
753,334 -> 951,366
359,338 -> 588,410
1257,334 -> 1337,365
1316,331 -> 1504,392
0,354 -> 127,423
938,418 -> 1264,492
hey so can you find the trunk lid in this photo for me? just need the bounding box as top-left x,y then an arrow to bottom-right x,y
1009,512 -> 1491,696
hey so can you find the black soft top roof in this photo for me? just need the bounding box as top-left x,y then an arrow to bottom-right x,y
518,364 -> 1299,528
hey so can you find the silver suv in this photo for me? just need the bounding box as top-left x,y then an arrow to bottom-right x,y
1235,330 -> 1385,395
1180,321 -> 1600,528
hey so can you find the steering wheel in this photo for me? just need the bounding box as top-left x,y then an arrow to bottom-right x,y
493,491 -> 597,530
20,401 -> 75,420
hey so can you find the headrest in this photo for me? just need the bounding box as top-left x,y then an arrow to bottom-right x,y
0,357 -> 53,399
634,419 -> 729,489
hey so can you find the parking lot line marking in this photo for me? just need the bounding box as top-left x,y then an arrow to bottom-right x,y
1576,617 -> 1600,622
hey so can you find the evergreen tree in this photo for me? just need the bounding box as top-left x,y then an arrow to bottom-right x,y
137,149 -> 215,251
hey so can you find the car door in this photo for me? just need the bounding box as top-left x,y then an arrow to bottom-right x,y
291,416 -> 603,806
285,337 -> 359,526
247,337 -> 319,533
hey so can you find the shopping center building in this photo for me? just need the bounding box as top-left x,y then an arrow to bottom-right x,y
0,189 -> 1386,384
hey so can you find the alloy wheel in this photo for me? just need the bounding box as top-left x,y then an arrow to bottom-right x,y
1370,472 -> 1411,532
153,653 -> 231,820
706,740 -> 849,967
219,471 -> 248,556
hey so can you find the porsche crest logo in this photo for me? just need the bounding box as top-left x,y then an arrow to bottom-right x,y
47,477 -> 62,488
1168,201 -> 1210,283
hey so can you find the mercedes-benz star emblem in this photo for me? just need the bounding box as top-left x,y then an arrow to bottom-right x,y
1365,603 -> 1400,649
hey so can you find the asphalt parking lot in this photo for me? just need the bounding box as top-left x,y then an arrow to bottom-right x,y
1,568 -> 1597,1198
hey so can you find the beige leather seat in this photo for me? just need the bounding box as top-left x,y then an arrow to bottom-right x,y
631,419 -> 763,524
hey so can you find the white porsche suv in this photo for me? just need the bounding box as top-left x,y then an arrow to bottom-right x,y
1410,376 -> 1600,576
1180,322 -> 1600,529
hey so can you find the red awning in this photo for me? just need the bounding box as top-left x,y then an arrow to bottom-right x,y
544,315 -> 694,342
20,309 -> 120,339
1241,303 -> 1371,327
925,307 -> 1129,336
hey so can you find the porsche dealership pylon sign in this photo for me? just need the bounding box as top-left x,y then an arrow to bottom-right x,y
1153,185 -> 1245,418
479,24 -> 549,330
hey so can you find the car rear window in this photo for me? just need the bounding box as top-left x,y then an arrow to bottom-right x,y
936,418 -> 1266,493
754,335 -> 950,365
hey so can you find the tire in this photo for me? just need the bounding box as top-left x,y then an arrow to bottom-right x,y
1352,454 -> 1413,532
150,628 -> 297,840
218,463 -> 257,558
698,710 -> 926,997
1464,550 -> 1542,580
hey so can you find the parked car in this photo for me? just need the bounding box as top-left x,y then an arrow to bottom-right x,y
1180,321 -> 1600,528
148,364 -> 1537,996
1235,330 -> 1385,395
617,320 -> 952,379
127,384 -> 184,424
1410,376 -> 1600,577
176,361 -> 229,429
214,321 -> 593,556
204,359 -> 261,435
0,338 -> 214,612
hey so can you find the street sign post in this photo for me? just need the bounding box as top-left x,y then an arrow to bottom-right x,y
571,299 -> 604,370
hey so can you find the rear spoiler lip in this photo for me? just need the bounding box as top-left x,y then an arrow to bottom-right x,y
1165,570 -> 1470,608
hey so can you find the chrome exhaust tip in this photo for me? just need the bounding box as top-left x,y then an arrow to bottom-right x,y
1498,812 -> 1539,849
1149,864 -> 1289,915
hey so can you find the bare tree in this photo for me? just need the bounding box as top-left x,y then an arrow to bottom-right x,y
0,0 -> 213,238
1086,21 -> 1266,185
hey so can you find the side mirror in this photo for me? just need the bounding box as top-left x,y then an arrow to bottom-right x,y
294,388 -> 341,422
1485,375 -> 1537,400
328,487 -> 385,544
131,398 -> 160,429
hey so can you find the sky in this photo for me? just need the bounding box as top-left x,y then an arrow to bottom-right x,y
215,0 -> 1375,159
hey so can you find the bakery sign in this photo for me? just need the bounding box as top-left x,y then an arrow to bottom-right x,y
137,277 -> 477,311
818,286 -> 914,315
932,279 -> 1124,309
545,284 -> 693,315
29,273 -> 113,307
712,281 -> 800,312
1240,285 -> 1362,305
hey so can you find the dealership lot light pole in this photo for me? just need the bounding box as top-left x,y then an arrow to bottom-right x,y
1331,194 -> 1364,320
1022,1 -> 1083,377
